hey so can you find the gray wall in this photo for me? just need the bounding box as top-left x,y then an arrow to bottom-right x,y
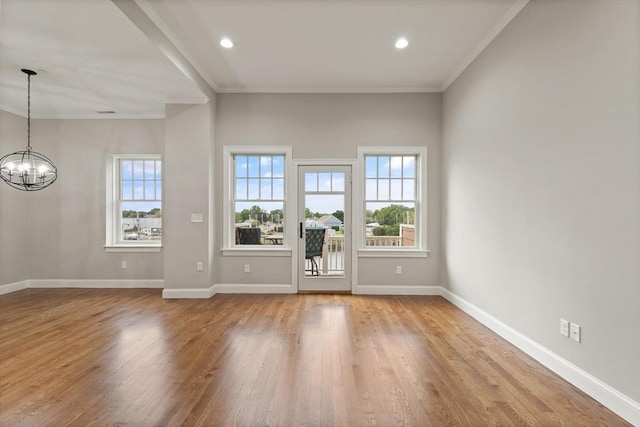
0,111 -> 30,286
164,103 -> 215,290
442,0 -> 640,401
215,93 -> 441,287
1,116 -> 165,281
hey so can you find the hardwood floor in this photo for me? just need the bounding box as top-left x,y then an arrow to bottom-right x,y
0,289 -> 630,426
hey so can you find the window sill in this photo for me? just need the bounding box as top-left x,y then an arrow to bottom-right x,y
358,249 -> 430,258
105,245 -> 162,253
221,247 -> 292,257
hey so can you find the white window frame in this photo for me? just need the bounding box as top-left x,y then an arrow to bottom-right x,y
222,146 -> 293,256
105,154 -> 162,253
356,146 -> 429,257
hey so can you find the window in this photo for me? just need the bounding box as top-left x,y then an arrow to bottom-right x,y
358,147 -> 427,254
106,155 -> 162,251
223,146 -> 292,251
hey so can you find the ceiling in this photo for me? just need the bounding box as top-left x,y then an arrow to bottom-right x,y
0,0 -> 528,119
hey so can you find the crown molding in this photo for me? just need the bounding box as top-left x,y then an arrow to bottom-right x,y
216,86 -> 441,94
165,97 -> 209,104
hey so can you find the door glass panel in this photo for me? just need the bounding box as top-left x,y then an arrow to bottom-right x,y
299,165 -> 351,292
304,193 -> 345,277
332,173 -> 345,191
318,173 -> 332,191
305,173 -> 317,192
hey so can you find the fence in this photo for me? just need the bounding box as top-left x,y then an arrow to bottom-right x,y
307,235 -> 403,275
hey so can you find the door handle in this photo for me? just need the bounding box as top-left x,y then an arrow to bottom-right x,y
300,222 -> 303,238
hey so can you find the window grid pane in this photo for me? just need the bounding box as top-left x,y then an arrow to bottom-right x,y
364,154 -> 418,248
232,154 -> 286,247
273,179 -> 284,199
233,155 -> 286,203
365,155 -> 417,202
120,158 -> 161,202
116,157 -> 162,243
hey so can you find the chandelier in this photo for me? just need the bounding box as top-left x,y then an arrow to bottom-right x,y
0,69 -> 57,191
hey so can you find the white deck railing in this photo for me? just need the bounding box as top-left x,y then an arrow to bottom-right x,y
308,235 -> 403,275
322,237 -> 345,273
364,236 -> 402,247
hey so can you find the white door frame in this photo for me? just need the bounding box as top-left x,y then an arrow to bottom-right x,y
294,159 -> 356,292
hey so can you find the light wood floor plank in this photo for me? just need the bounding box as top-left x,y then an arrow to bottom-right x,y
0,289 -> 630,426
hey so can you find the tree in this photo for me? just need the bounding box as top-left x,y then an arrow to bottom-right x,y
372,224 -> 399,236
372,226 -> 385,236
305,207 -> 313,219
270,209 -> 283,223
248,205 -> 264,223
365,209 -> 375,224
238,209 -> 250,223
148,207 -> 162,218
332,210 -> 344,222
376,204 -> 414,226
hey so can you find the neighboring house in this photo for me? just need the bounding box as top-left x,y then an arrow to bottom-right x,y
316,214 -> 343,229
305,218 -> 322,228
365,222 -> 380,236
122,217 -> 162,231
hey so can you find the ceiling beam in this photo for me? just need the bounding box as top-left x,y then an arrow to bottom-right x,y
111,0 -> 216,102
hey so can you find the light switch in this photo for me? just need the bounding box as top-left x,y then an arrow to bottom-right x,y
191,213 -> 203,223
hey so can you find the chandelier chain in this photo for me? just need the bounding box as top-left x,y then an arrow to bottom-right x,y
26,72 -> 31,152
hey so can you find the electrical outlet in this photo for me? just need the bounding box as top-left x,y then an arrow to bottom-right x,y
570,322 -> 581,343
196,261 -> 203,271
560,318 -> 569,337
190,213 -> 203,223
396,266 -> 402,275
244,264 -> 250,273
121,261 -> 127,269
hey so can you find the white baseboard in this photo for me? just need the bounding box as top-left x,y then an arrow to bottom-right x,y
440,288 -> 640,426
0,279 -> 164,294
0,280 -> 30,295
353,285 -> 441,295
28,279 -> 164,289
162,285 -> 216,299
213,283 -> 296,294
162,283 -> 295,299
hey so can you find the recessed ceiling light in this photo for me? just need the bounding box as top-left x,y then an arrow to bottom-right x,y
395,38 -> 409,49
220,38 -> 234,49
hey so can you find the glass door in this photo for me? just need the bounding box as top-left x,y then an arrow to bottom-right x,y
298,165 -> 351,292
